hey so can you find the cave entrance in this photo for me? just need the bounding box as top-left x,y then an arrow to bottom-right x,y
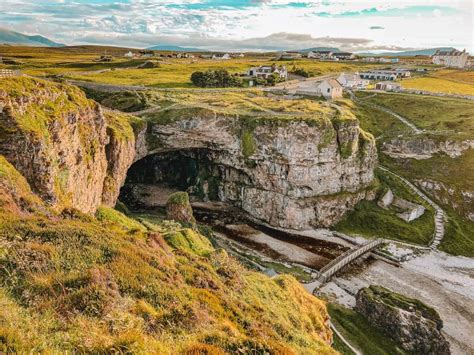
119,149 -> 224,210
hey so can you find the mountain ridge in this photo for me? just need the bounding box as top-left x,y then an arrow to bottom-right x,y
0,28 -> 64,47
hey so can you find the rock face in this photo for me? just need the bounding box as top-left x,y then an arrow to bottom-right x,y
0,78 -> 141,213
127,106 -> 377,229
416,178 -> 474,221
356,285 -> 450,355
382,137 -> 474,159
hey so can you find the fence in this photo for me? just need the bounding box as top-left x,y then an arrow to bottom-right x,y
0,69 -> 21,78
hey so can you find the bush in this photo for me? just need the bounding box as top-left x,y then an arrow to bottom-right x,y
190,69 -> 243,88
291,66 -> 311,78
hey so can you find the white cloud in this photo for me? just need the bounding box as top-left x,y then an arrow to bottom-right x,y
0,0 -> 471,52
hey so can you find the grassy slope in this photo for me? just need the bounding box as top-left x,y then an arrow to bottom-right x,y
356,91 -> 474,139
328,304 -> 407,355
354,92 -> 474,255
0,160 -> 336,353
334,170 -> 435,245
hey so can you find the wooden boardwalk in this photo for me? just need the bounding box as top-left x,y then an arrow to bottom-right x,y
317,239 -> 384,284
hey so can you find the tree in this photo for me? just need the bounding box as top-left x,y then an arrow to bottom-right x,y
190,69 -> 243,88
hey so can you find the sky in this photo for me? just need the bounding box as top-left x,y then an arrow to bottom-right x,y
0,0 -> 472,52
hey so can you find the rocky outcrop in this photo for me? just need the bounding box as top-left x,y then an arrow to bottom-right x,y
382,137 -> 474,159
356,285 -> 450,354
166,191 -> 196,226
0,77 -> 142,213
129,105 -> 377,229
416,179 -> 474,221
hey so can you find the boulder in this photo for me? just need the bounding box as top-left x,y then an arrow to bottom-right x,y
166,191 -> 196,226
355,285 -> 450,354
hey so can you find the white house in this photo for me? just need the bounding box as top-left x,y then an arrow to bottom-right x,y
247,65 -> 287,80
337,72 -> 369,89
332,52 -> 355,61
317,79 -> 343,99
432,49 -> 469,68
212,53 -> 230,60
124,51 -> 134,58
375,81 -> 402,92
360,70 -> 398,81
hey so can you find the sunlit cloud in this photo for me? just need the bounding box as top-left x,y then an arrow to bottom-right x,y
0,0 -> 472,52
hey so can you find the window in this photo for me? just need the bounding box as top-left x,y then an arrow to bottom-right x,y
327,88 -> 330,93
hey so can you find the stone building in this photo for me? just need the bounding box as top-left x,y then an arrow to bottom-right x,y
432,49 -> 469,68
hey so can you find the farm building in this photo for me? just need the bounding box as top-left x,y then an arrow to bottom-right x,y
432,49 -> 468,68
332,52 -> 355,60
307,50 -> 333,59
247,65 -> 287,80
375,81 -> 402,91
317,79 -> 343,99
337,72 -> 369,89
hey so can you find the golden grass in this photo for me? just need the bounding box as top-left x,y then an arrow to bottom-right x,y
401,72 -> 474,96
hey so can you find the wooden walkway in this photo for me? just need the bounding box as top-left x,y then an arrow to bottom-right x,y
317,239 -> 384,284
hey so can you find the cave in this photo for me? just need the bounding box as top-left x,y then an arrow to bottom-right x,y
119,148 -> 247,211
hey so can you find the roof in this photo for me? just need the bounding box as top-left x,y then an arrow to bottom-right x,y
333,52 -> 353,56
433,49 -> 466,57
338,72 -> 362,81
324,79 -> 343,88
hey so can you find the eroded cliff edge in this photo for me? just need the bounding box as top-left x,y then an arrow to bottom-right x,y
134,99 -> 377,229
0,78 -> 377,230
0,77 -> 144,213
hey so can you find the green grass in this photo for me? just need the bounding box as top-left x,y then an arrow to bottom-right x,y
356,91 -> 474,139
438,213 -> 474,257
328,303 -> 407,355
331,331 -> 356,355
334,170 -> 435,245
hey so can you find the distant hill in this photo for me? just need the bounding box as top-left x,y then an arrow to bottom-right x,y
294,47 -> 341,53
0,28 -> 64,47
147,44 -> 204,52
360,47 -> 457,57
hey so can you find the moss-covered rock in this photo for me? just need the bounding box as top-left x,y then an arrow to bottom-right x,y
356,285 -> 450,354
166,191 -> 196,227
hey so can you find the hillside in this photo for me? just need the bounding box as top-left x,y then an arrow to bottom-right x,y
0,76 -> 339,353
0,28 -> 64,47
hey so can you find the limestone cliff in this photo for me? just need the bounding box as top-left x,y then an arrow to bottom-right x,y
135,104 -> 377,229
0,77 -> 142,213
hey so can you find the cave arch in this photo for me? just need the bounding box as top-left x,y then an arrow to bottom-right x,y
119,148 -> 250,210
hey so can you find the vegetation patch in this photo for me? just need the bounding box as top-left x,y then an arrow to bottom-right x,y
334,169 -> 435,245
328,303 -> 407,355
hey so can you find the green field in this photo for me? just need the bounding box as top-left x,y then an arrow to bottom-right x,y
1,45 -> 379,88
355,91 -> 474,139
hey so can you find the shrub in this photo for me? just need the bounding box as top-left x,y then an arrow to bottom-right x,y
191,70 -> 243,88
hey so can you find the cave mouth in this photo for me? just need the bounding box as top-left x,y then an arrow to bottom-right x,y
119,149 -> 226,210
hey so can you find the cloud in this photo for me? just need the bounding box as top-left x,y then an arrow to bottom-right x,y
0,0 -> 471,52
